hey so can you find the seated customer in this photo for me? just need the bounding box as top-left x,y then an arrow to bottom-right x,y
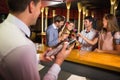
95,14 -> 120,54
78,16 -> 98,51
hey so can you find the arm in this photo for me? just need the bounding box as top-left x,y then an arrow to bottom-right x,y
115,45 -> 120,52
43,64 -> 61,80
43,42 -> 73,80
94,48 -> 120,54
114,32 -> 120,52
78,33 -> 98,45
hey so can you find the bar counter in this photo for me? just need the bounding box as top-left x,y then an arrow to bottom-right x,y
38,45 -> 120,80
38,45 -> 120,72
65,49 -> 120,72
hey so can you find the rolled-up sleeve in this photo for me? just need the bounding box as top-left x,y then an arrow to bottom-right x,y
43,63 -> 61,80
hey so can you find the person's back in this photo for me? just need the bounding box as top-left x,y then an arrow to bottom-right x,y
0,15 -> 32,58
0,14 -> 40,80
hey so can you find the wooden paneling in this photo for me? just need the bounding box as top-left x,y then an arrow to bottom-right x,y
0,0 -> 9,13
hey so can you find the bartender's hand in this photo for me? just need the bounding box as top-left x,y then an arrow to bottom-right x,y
40,48 -> 55,62
55,42 -> 74,66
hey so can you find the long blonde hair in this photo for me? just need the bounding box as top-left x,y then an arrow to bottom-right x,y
103,14 -> 119,32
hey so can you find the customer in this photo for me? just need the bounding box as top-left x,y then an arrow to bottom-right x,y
0,0 -> 73,80
78,16 -> 98,51
46,15 -> 69,47
59,21 -> 75,36
59,21 -> 75,40
95,14 -> 120,54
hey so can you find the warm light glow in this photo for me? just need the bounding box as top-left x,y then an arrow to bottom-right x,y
77,2 -> 82,32
77,2 -> 82,12
113,3 -> 118,15
45,7 -> 49,15
66,2 -> 71,9
114,3 -> 118,10
91,12 -> 94,17
41,1 -> 63,7
110,0 -> 116,5
82,7 -> 86,30
45,7 -> 49,31
114,6 -> 117,10
52,10 -> 56,17
83,7 -> 86,15
110,0 -> 116,14
66,2 -> 71,21
41,7 -> 44,12
86,9 -> 88,16
41,7 -> 44,33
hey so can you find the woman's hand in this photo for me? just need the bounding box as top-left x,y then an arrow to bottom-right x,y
94,48 -> 102,52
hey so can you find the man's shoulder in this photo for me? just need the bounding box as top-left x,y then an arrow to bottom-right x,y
0,22 -> 32,58
48,24 -> 53,27
81,30 -> 85,33
47,24 -> 54,30
47,25 -> 56,32
91,28 -> 97,32
114,31 -> 120,39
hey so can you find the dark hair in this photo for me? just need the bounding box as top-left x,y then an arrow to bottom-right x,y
53,15 -> 65,23
84,16 -> 97,29
7,0 -> 40,12
84,16 -> 94,22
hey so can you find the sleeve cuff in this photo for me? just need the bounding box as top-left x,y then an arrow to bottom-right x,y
36,54 -> 40,63
47,63 -> 61,77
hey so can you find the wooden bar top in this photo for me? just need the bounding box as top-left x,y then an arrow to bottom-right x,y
38,45 -> 120,73
65,49 -> 120,72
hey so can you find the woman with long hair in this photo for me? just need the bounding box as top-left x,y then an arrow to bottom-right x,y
95,14 -> 120,54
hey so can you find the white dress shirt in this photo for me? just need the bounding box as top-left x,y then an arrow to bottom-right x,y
79,28 -> 97,51
0,13 -> 61,80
